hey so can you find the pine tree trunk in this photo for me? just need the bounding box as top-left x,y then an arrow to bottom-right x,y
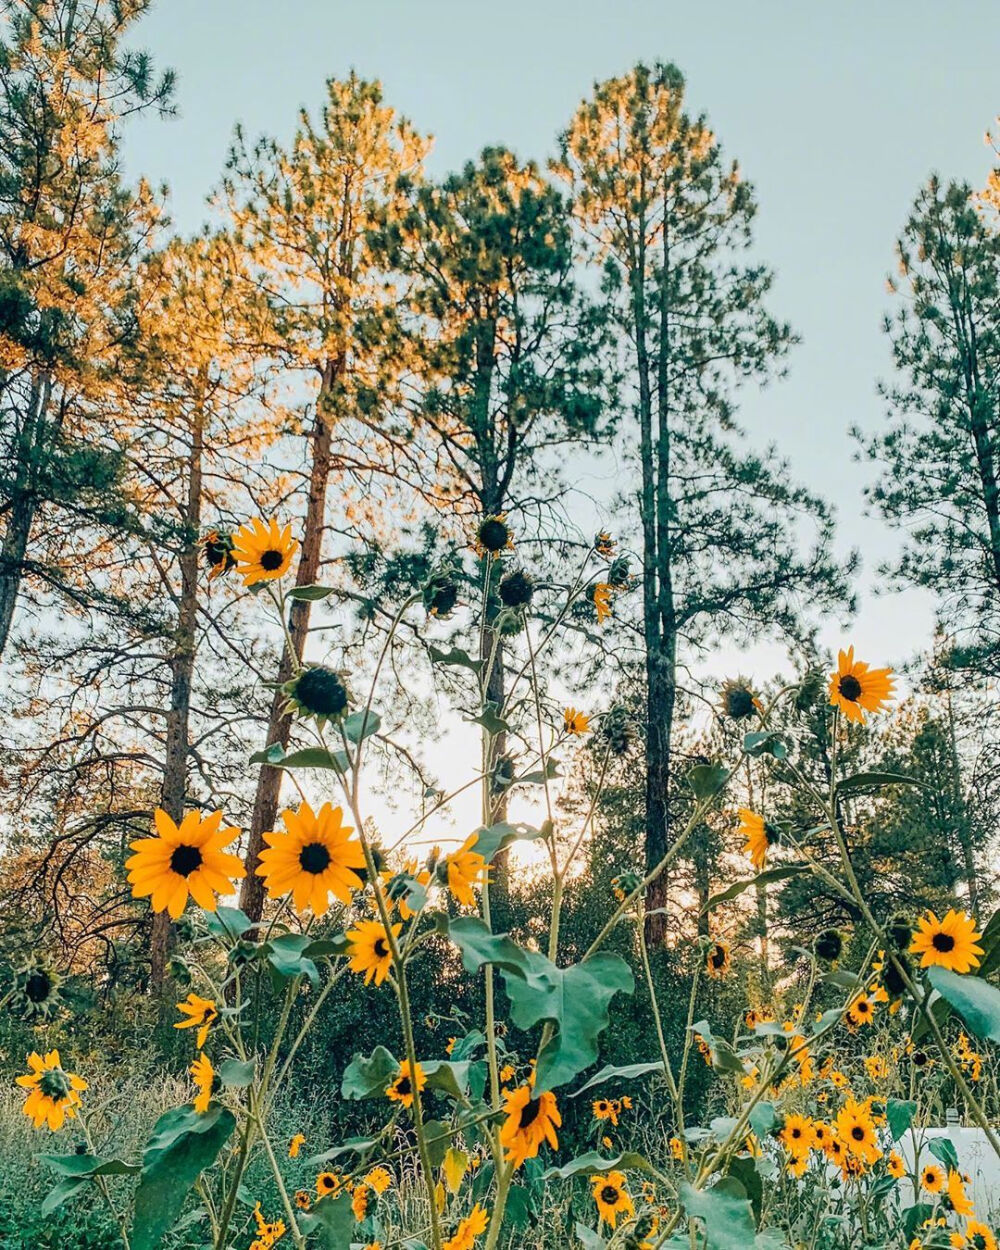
0,375 -> 50,662
240,362 -> 338,922
151,406 -> 204,990
480,613 -> 510,908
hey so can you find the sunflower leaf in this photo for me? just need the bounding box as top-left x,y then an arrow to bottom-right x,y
926,966 -> 1000,1043
571,1061 -> 665,1096
704,864 -> 810,910
887,1098 -> 917,1141
131,1104 -> 236,1250
834,771 -> 930,796
299,1190 -> 353,1249
202,906 -> 253,942
342,710 -> 381,743
573,1225 -> 609,1250
681,1178 -> 782,1250
687,764 -> 731,800
250,745 -> 350,773
742,732 -> 787,760
468,822 -> 544,863
262,934 -> 320,987
286,584 -> 337,601
543,1150 -> 656,1178
217,1058 -> 255,1088
341,1046 -> 399,1099
428,644 -> 484,675
927,1135 -> 960,1171
464,702 -> 510,735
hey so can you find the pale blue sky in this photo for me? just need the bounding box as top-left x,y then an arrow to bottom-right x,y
122,0 -> 1000,673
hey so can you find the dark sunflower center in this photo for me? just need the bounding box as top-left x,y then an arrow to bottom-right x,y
25,971 -> 51,1002
710,946 -> 726,968
857,1001 -> 869,1013
170,844 -> 203,877
913,1050 -> 928,1066
39,1068 -> 71,1100
519,1097 -> 543,1129
601,1185 -> 619,1204
791,1128 -> 801,1139
320,1175 -> 335,1191
395,1076 -> 412,1096
851,1126 -> 865,1142
931,932 -> 956,952
972,1237 -> 987,1250
838,674 -> 862,701
299,842 -> 331,874
260,548 -> 284,571
293,667 -> 349,717
374,937 -> 389,958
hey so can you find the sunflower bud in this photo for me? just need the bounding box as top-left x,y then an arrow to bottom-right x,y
594,531 -> 616,559
282,666 -> 350,725
887,912 -> 914,951
423,567 -> 459,618
201,530 -> 236,581
607,556 -> 631,589
881,954 -> 910,1001
721,679 -> 758,721
498,569 -> 534,609
815,929 -> 846,963
490,754 -> 517,794
353,844 -> 388,886
600,706 -> 634,757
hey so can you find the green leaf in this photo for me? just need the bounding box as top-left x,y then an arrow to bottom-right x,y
428,644 -> 484,675
976,907 -> 1000,977
748,1102 -> 777,1139
520,757 -> 561,785
131,1104 -> 236,1250
743,732 -> 787,760
704,864 -> 810,910
926,966 -> 1000,1042
927,1136 -> 960,1171
301,1191 -> 354,1249
341,1046 -> 399,1099
543,1149 -> 656,1179
687,764 -> 730,800
887,1098 -> 916,1142
203,906 -> 254,942
573,1226 -> 608,1250
465,702 -> 510,735
835,771 -> 930,796
250,745 -> 350,772
39,1155 -> 139,1216
572,1061 -> 665,1096
263,933 -> 320,986
726,1155 -> 763,1228
421,1060 -> 474,1102
444,917 -> 539,982
681,1178 -> 778,1250
305,1135 -> 379,1167
342,710 -> 381,743
218,1058 -> 255,1088
468,822 -> 544,863
286,584 -> 337,601
423,1118 -> 451,1168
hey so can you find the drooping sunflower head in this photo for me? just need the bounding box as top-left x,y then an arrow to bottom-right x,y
231,517 -> 298,587
441,834 -> 488,908
828,647 -> 895,724
590,1170 -> 634,1229
386,1060 -> 427,1110
887,911 -> 914,951
345,918 -> 401,986
880,953 -> 910,1002
490,754 -> 517,795
563,707 -> 590,736
945,1167 -> 974,1216
606,555 -> 631,590
909,908 -> 984,974
594,531 -> 616,559
422,566 -> 460,618
706,940 -> 730,979
721,679 -> 758,721
600,705 -> 634,757
126,808 -> 245,919
475,514 -> 513,556
590,581 -> 613,624
190,1052 -> 218,1115
499,1083 -> 561,1169
12,959 -> 64,1019
174,991 -> 218,1049
794,667 -> 826,712
967,1222 -> 998,1250
201,530 -> 236,581
737,809 -> 780,872
256,801 -> 365,917
498,569 -> 534,610
282,665 -> 351,725
814,928 -> 846,964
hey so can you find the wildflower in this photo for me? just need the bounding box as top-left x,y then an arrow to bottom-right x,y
864,1055 -> 889,1081
345,919 -> 401,986
294,1190 -> 311,1210
288,1132 -> 306,1158
888,912 -> 915,951
706,940 -> 730,979
282,666 -> 350,725
256,802 -> 365,917
498,569 -> 534,609
364,1166 -> 392,1194
190,1053 -> 215,1115
499,1063 -> 516,1084
910,909 -> 984,974
780,1114 -> 814,1158
737,809 -> 778,871
352,1185 -> 369,1221
443,1204 -> 489,1250
13,960 -> 65,1019
835,1098 -> 881,1164
592,1098 -> 619,1126
174,993 -> 217,1049
828,647 -> 895,723
423,566 -> 459,617
590,1171 -> 634,1228
847,993 -> 875,1027
815,929 -> 845,963
669,1136 -> 684,1160
966,1222 -> 998,1250
16,1051 -> 86,1131
316,1172 -> 342,1198
443,836 -> 488,908
394,858 -> 432,921
595,531 -> 616,558
720,679 -> 758,721
921,1164 -> 945,1194
386,1060 -> 426,1110
126,808 -> 244,919
499,1083 -> 561,1168
812,1122 -> 832,1151
475,515 -> 513,555
592,581 -> 612,623
946,1169 -> 974,1216
564,707 -> 590,735
888,1150 -> 905,1178
231,517 -> 298,586
201,529 -> 236,580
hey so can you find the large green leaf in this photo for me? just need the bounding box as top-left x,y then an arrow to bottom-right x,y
39,1154 -> 140,1216
444,917 -> 540,983
572,1061 -> 664,1096
542,1149 -> 656,1178
682,1179 -> 784,1250
249,744 -> 350,772
887,1098 -> 916,1142
574,1226 -> 608,1250
927,966 -> 1000,1042
131,1104 -> 235,1250
287,584 -> 336,601
927,1136 -> 960,1171
687,764 -> 731,799
835,771 -> 930,796
704,864 -> 810,911
261,933 -> 320,986
428,644 -> 484,675
301,1191 -> 354,1249
341,1046 -> 399,1099
467,822 -> 544,863
342,710 -> 381,743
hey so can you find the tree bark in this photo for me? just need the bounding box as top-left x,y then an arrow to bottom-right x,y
240,362 -> 338,921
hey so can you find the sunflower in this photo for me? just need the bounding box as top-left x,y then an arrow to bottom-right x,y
825,1135 -> 847,1165
720,679 -> 758,721
393,858 -> 432,921
475,515 -> 513,556
256,801 -> 365,917
363,1166 -> 392,1195
11,959 -> 64,1019
281,665 -> 351,725
966,1222 -> 998,1250
288,1133 -> 306,1158
499,1063 -> 516,1084
595,531 -> 616,559
737,809 -> 779,871
706,940 -> 730,979
316,1171 -> 343,1199
828,647 -> 895,723
443,1204 -> 489,1250
592,582 -> 612,624
815,929 -> 845,963
294,1190 -> 311,1210
946,1168 -> 974,1216
498,569 -> 534,609
190,1052 -> 215,1115
847,993 -> 875,1027
780,1114 -> 814,1158
444,835 -> 488,908
345,919 -> 401,986
887,1150 -> 905,1178
201,530 -> 236,580
231,517 -> 298,586
175,993 -> 217,1049
812,1122 -> 832,1152
564,707 -> 590,735
910,909 -> 984,974
352,1184 -> 369,1221
835,1098 -> 881,1164
592,1098 -> 619,1126
17,1051 -> 87,1131
590,1171 -> 634,1228
386,1060 -> 426,1110
126,809 -> 244,919
921,1163 -> 944,1193
500,1083 -> 561,1168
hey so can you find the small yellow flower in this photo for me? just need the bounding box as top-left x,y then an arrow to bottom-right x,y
288,1133 -> 306,1158
386,1060 -> 427,1110
345,919 -> 402,986
174,993 -> 217,1050
190,1053 -> 215,1115
444,835 -> 488,907
564,707 -> 590,735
